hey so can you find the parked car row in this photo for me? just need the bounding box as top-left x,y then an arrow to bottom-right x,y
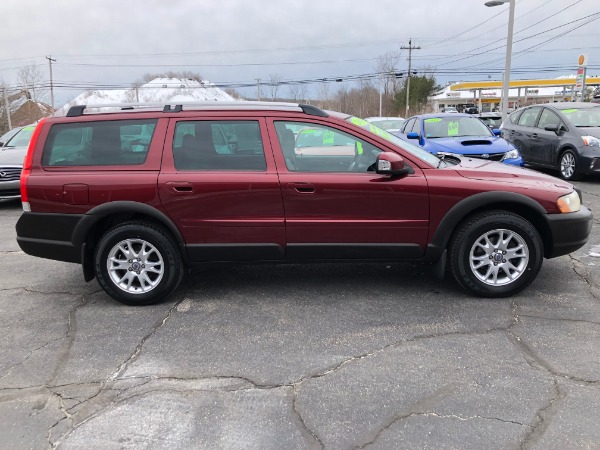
395,113 -> 523,166
500,102 -> 600,181
396,102 -> 600,182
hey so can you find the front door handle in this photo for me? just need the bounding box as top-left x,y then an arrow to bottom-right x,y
166,181 -> 194,193
288,182 -> 315,194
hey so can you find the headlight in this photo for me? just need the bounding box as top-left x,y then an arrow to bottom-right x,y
582,136 -> 600,148
557,191 -> 581,213
502,148 -> 520,160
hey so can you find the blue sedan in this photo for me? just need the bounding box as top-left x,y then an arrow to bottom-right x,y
396,113 -> 524,166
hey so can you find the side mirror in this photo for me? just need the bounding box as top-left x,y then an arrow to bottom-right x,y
375,152 -> 414,176
406,132 -> 419,140
492,129 -> 501,136
0,141 -> 4,147
544,124 -> 559,133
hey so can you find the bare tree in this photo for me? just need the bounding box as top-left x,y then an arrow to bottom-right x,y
288,83 -> 308,103
17,64 -> 48,103
268,73 -> 283,101
375,51 -> 402,116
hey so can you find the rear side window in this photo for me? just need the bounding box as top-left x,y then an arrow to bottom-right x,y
517,107 -> 541,127
42,119 -> 157,166
173,120 -> 266,171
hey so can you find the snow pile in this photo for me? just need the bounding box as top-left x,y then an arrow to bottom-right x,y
56,78 -> 235,116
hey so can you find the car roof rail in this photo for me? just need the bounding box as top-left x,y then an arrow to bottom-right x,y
65,101 -> 328,118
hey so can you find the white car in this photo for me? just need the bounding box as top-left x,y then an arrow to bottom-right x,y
364,117 -> 406,134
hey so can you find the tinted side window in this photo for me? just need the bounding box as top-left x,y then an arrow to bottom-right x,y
537,109 -> 561,130
42,119 -> 157,166
274,121 -> 381,173
517,108 -> 542,127
173,121 -> 266,171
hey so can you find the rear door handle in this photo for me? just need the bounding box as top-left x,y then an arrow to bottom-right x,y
288,182 -> 315,194
166,181 -> 194,193
532,133 -> 538,139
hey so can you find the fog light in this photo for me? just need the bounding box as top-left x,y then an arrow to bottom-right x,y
591,158 -> 597,169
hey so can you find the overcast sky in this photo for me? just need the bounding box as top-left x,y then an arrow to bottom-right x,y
1,0 -> 598,107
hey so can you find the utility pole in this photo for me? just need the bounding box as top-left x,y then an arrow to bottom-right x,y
3,88 -> 12,130
400,39 -> 420,118
256,78 -> 261,101
46,56 -> 56,116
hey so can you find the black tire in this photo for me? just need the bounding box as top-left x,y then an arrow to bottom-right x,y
558,149 -> 583,181
94,222 -> 184,306
448,211 -> 543,297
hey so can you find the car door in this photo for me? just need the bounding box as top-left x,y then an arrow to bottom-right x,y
508,107 -> 542,164
267,119 -> 430,260
158,117 -> 286,262
530,108 -> 562,166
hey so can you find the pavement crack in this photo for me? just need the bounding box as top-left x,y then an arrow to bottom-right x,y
507,301 -> 600,385
569,254 -> 600,302
107,298 -> 186,382
518,379 -> 565,449
291,385 -> 324,449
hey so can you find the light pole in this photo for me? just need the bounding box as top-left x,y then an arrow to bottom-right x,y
485,0 -> 515,124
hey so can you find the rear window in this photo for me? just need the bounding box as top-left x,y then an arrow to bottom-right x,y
42,119 -> 158,166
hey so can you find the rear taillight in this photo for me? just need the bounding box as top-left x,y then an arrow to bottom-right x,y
20,118 -> 46,211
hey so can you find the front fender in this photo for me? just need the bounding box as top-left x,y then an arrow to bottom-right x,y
424,191 -> 547,262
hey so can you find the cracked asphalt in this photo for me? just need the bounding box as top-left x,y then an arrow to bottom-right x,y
1,178 -> 600,449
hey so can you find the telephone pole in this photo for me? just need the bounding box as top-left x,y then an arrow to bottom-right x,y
400,39 -> 420,118
256,78 -> 261,101
46,56 -> 56,116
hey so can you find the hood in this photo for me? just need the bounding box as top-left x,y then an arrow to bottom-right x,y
453,157 -> 573,192
0,146 -> 28,166
427,136 -> 513,155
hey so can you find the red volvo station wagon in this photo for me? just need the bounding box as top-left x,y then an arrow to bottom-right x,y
16,102 -> 592,305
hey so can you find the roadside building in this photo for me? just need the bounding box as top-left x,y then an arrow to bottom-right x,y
432,75 -> 600,113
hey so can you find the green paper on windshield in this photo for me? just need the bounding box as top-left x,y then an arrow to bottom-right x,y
350,117 -> 368,126
368,124 -> 394,141
322,130 -> 334,145
22,125 -> 36,131
424,118 -> 442,123
562,109 -> 577,114
448,121 -> 459,136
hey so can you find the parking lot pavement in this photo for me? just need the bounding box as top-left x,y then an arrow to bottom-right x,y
1,185 -> 600,449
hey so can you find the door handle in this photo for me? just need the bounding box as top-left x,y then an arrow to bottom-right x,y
288,182 -> 315,194
166,181 -> 194,193
532,133 -> 538,139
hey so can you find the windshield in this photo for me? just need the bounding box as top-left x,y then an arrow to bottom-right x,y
368,119 -> 405,130
6,125 -> 35,147
560,107 -> 600,127
0,127 -> 21,146
346,116 -> 443,168
424,116 -> 493,138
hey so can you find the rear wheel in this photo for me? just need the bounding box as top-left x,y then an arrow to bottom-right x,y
94,222 -> 183,306
449,211 -> 543,297
559,150 -> 583,181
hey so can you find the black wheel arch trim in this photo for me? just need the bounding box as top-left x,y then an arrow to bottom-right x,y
72,201 -> 188,263
425,191 -> 547,262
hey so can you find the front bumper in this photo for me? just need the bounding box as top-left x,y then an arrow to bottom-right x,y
578,146 -> 600,174
544,205 -> 593,258
0,165 -> 22,199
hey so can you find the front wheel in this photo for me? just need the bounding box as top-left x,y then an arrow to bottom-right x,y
559,150 -> 583,181
449,211 -> 543,297
94,222 -> 184,306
